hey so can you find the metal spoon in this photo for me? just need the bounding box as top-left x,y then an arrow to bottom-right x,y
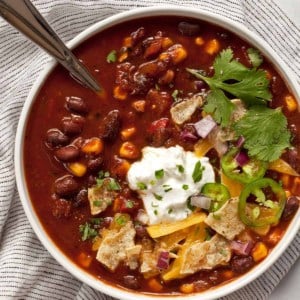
0,0 -> 101,92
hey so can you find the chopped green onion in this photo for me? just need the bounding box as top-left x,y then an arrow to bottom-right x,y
155,169 -> 164,180
106,50 -> 117,63
192,161 -> 204,183
137,182 -> 147,190
182,184 -> 189,190
153,193 -> 163,201
177,164 -> 185,173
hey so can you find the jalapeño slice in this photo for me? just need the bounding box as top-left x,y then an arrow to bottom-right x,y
221,147 -> 267,184
238,178 -> 286,227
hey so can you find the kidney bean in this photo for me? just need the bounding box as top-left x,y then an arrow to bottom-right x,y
61,115 -> 85,136
46,128 -> 69,147
65,96 -> 88,114
231,256 -> 254,273
52,198 -> 72,218
55,145 -> 80,162
87,157 -> 103,172
54,175 -> 79,197
74,189 -> 88,207
98,110 -> 121,141
281,196 -> 299,221
178,22 -> 201,36
123,275 -> 140,290
149,127 -> 171,147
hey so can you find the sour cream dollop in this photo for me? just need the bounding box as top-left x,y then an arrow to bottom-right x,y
127,145 -> 215,224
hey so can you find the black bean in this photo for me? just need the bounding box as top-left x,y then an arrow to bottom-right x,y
87,157 -> 103,172
74,189 -> 88,207
46,128 -> 69,147
281,196 -> 299,221
178,22 -> 200,36
123,275 -> 140,290
61,115 -> 85,136
54,175 -> 79,197
55,145 -> 80,162
98,110 -> 121,141
231,255 -> 254,273
65,96 -> 88,114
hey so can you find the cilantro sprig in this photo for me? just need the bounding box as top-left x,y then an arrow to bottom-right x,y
187,48 -> 271,126
234,106 -> 291,162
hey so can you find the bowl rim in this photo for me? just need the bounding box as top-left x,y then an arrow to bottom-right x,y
14,5 -> 300,300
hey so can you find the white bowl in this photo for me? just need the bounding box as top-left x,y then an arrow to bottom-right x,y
15,6 -> 300,300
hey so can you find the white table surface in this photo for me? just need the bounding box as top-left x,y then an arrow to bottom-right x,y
268,1 -> 300,299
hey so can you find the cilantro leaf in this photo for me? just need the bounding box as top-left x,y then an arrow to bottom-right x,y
204,88 -> 235,126
79,222 -> 98,241
247,48 -> 263,68
234,106 -> 291,162
187,48 -> 271,109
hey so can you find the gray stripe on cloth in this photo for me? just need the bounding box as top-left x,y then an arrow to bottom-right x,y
0,0 -> 299,299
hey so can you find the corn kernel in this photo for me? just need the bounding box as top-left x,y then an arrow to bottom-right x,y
132,100 -> 146,112
223,270 -> 234,280
113,86 -> 128,100
281,174 -> 290,188
112,159 -> 131,177
119,142 -> 139,159
121,127 -> 136,141
118,51 -> 128,63
123,36 -> 133,48
285,190 -> 291,198
205,39 -> 220,55
147,278 -> 163,292
195,36 -> 205,46
112,197 -> 123,213
77,252 -> 92,268
285,95 -> 298,112
81,137 -> 103,155
161,37 -> 173,49
68,162 -> 87,177
172,46 -> 188,64
92,236 -> 102,251
158,69 -> 175,85
292,177 -> 300,194
252,242 -> 268,262
180,283 -> 194,294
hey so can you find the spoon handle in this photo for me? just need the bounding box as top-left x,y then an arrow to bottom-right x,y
0,0 -> 101,92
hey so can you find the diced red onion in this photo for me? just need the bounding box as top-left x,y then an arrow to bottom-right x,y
180,129 -> 199,142
194,115 -> 217,139
230,240 -> 254,256
156,251 -> 170,269
136,209 -> 149,225
190,195 -> 212,210
235,151 -> 249,167
236,136 -> 245,148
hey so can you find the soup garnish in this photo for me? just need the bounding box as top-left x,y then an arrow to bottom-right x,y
24,16 -> 300,294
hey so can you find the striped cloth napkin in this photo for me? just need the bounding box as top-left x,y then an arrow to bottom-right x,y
0,0 -> 299,299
